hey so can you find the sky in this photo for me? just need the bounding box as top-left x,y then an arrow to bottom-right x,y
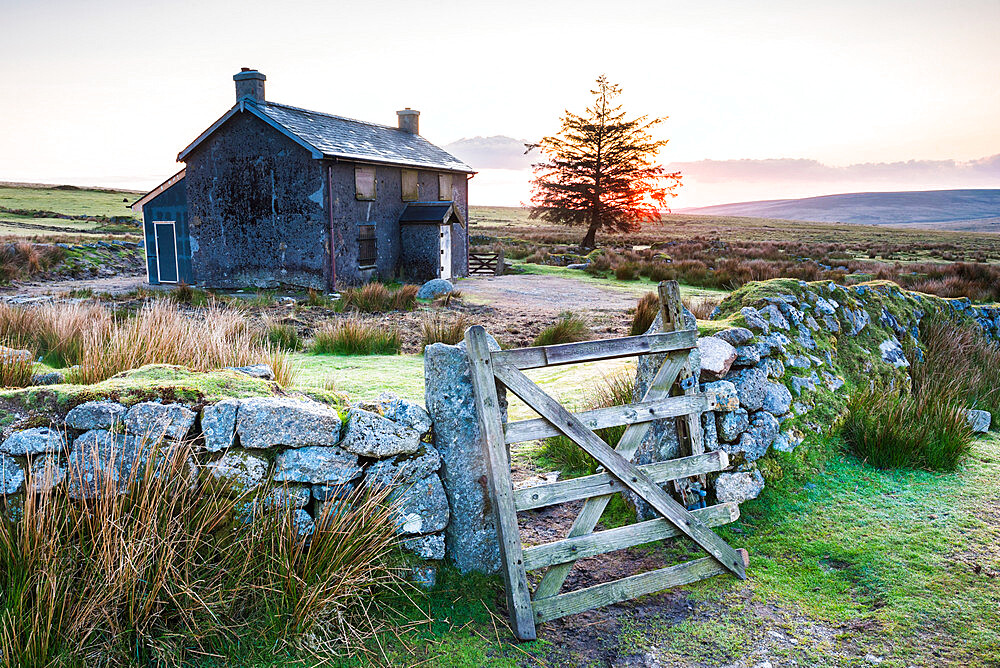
1,0 -> 998,207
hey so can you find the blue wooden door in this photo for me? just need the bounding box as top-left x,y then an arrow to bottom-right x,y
154,222 -> 179,283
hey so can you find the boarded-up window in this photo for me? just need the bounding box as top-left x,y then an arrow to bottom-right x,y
401,169 -> 419,201
358,224 -> 377,267
355,166 -> 376,200
438,173 -> 452,201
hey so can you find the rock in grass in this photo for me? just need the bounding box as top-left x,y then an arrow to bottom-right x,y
697,337 -> 737,380
340,408 -> 422,458
416,278 -> 454,300
201,399 -> 240,452
0,454 -> 25,495
236,397 -> 342,449
273,445 -> 361,484
125,402 -> 197,441
0,346 -> 31,363
402,533 -> 446,560
225,364 -> 274,380
66,401 -> 126,431
715,470 -> 765,504
966,409 -> 991,433
1,427 -> 66,456
31,371 -> 64,386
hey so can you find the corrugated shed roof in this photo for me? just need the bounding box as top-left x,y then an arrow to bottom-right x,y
257,102 -> 472,172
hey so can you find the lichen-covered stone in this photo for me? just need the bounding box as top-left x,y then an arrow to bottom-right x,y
66,430 -> 165,499
702,412 -> 719,451
759,304 -> 790,330
125,402 -> 197,441
340,408 -> 421,458
205,449 -> 268,493
66,401 -> 126,431
697,336 -> 737,380
402,533 -> 446,560
0,454 -> 25,495
843,307 -> 870,335
201,399 -> 240,452
717,408 -> 749,442
312,480 -> 356,501
28,455 -> 66,493
389,474 -> 450,536
274,446 -> 361,484
702,380 -> 739,412
761,356 -> 785,379
364,446 -> 442,488
733,344 -> 761,367
724,366 -> 768,411
761,382 -> 792,416
727,411 -> 780,461
237,397 -> 342,449
262,484 -> 312,509
715,469 -> 765,503
713,327 -> 754,347
739,306 -> 769,334
424,337 -> 505,574
31,371 -> 64,386
879,337 -> 909,368
357,392 -> 433,434
1,427 -> 66,456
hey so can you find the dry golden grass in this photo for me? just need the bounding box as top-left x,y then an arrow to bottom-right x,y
0,437 -> 404,665
0,300 -> 295,386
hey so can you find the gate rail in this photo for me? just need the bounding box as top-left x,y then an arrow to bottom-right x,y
469,251 -> 504,276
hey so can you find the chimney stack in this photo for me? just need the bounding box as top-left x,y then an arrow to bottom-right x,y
397,108 -> 419,134
234,68 -> 266,103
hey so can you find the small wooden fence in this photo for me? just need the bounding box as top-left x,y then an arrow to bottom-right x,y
469,251 -> 504,276
465,281 -> 748,640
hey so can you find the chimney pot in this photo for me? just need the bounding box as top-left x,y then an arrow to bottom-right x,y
397,108 -> 419,134
234,69 -> 266,103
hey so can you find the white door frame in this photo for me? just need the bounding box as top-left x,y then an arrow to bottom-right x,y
153,221 -> 180,284
439,224 -> 452,280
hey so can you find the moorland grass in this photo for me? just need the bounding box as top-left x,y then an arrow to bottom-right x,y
340,283 -> 418,313
0,440 -> 403,666
0,301 -> 294,386
311,319 -> 402,355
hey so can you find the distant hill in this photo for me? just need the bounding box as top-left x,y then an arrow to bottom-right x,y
680,189 -> 1000,233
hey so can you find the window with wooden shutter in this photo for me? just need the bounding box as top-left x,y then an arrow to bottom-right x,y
358,224 -> 377,268
355,166 -> 376,201
438,173 -> 452,201
401,169 -> 419,201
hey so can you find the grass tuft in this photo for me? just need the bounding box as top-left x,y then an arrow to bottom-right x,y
630,292 -> 660,336
311,319 -> 402,355
532,311 -> 592,347
340,283 -> 418,313
420,313 -> 468,351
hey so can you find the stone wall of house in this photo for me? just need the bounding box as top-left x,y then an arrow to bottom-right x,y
0,391 -> 449,585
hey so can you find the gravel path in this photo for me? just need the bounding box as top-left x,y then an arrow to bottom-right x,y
458,274 -> 649,316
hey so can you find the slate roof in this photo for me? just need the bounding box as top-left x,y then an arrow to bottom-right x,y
398,201 -> 464,225
178,100 -> 474,173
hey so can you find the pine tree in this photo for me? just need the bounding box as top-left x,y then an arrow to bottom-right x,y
528,76 -> 681,248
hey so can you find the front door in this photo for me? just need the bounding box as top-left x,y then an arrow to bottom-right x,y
440,224 -> 452,280
154,221 -> 179,284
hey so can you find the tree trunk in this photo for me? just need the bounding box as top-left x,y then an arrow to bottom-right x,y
582,222 -> 599,248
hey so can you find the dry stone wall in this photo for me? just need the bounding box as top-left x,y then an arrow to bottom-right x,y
0,392 -> 449,584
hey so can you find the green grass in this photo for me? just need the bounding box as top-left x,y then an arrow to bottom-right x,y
0,184 -> 139,219
509,259 -> 729,298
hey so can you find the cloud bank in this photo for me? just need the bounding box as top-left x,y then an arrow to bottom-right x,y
444,135 -> 1000,207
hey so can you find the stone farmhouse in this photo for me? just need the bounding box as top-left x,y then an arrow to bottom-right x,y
132,69 -> 475,289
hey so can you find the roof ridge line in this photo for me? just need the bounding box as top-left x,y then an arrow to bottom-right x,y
255,100 -> 404,133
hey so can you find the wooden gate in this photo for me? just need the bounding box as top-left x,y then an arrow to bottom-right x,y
465,281 -> 748,640
469,251 -> 504,276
